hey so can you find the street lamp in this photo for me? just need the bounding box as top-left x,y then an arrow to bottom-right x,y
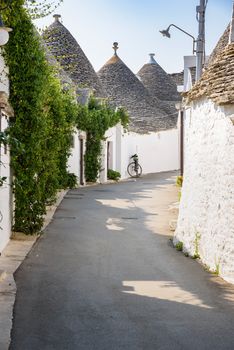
160,24 -> 196,55
0,0 -> 12,46
0,16 -> 12,46
159,1 -> 207,81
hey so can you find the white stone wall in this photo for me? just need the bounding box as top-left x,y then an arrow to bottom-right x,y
119,128 -> 179,179
99,126 -> 118,183
0,53 -> 11,253
175,98 -> 234,284
67,128 -> 86,185
0,112 -> 11,253
79,124 -> 179,184
0,50 -> 9,94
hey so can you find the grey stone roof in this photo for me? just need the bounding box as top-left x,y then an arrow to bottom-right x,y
184,22 -> 234,105
169,71 -> 184,86
207,24 -> 230,67
42,15 -> 105,97
184,43 -> 234,105
169,67 -> 196,87
97,48 -> 177,133
43,42 -> 75,88
137,54 -> 181,102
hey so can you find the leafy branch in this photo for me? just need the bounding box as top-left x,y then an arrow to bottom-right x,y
76,97 -> 128,182
25,0 -> 64,19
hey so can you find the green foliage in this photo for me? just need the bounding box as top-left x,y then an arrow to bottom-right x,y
0,130 -> 21,187
176,176 -> 183,201
193,232 -> 201,259
107,169 -> 121,181
213,258 -> 221,275
176,176 -> 183,187
0,131 -> 8,145
0,131 -> 8,187
3,3 -> 77,233
213,263 -> 220,275
0,176 -> 7,187
63,172 -> 78,189
25,0 -> 63,19
76,98 -> 128,182
175,241 -> 183,251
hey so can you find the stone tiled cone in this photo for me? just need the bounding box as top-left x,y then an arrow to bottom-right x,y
207,24 -> 230,67
98,54 -> 177,134
137,57 -> 181,102
42,18 -> 105,98
185,43 -> 234,105
169,71 -> 184,86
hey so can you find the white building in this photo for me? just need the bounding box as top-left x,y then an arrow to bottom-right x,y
0,52 -> 13,252
97,47 -> 180,181
174,18 -> 234,284
43,17 -> 180,184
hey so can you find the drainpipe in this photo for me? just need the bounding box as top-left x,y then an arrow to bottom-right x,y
180,110 -> 184,177
176,103 -> 184,177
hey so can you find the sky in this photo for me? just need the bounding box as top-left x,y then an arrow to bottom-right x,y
34,0 -> 233,74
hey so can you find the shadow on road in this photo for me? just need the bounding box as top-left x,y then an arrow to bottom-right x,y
10,172 -> 234,350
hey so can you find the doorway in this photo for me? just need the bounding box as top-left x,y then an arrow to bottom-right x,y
79,138 -> 84,185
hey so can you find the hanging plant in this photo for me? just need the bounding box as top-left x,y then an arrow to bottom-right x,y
77,97 -> 128,182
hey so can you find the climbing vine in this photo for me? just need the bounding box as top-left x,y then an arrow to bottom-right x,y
77,98 -> 128,182
0,131 -> 8,187
25,0 -> 64,19
2,2 -> 78,234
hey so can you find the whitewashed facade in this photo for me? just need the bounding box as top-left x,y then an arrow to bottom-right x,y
175,99 -> 234,283
0,52 -> 12,252
67,129 -> 86,186
174,6 -> 234,284
99,124 -> 179,183
118,128 -> 179,180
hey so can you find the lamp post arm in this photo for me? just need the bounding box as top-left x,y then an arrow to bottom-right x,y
167,24 -> 196,41
167,24 -> 196,54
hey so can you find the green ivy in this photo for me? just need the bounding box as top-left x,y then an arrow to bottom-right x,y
25,0 -> 64,19
3,2 -> 78,233
77,98 -> 128,182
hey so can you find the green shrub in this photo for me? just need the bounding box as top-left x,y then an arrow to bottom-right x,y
193,232 -> 201,259
107,169 -> 121,181
76,99 -> 128,182
4,4 -> 78,233
176,176 -> 183,187
175,241 -> 183,251
64,173 -> 78,189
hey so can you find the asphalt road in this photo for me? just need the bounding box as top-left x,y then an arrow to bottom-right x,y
10,172 -> 234,350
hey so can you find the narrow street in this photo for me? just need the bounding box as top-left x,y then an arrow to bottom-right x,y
10,172 -> 234,350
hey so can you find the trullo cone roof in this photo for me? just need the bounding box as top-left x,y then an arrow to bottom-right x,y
137,54 -> 181,102
42,15 -> 105,97
97,44 -> 177,133
207,24 -> 230,67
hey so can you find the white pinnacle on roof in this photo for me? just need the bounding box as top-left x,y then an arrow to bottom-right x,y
148,53 -> 157,64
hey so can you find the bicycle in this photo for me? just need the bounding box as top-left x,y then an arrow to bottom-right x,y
127,154 -> 142,178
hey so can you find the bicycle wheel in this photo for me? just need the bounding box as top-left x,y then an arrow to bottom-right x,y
127,162 -> 142,178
